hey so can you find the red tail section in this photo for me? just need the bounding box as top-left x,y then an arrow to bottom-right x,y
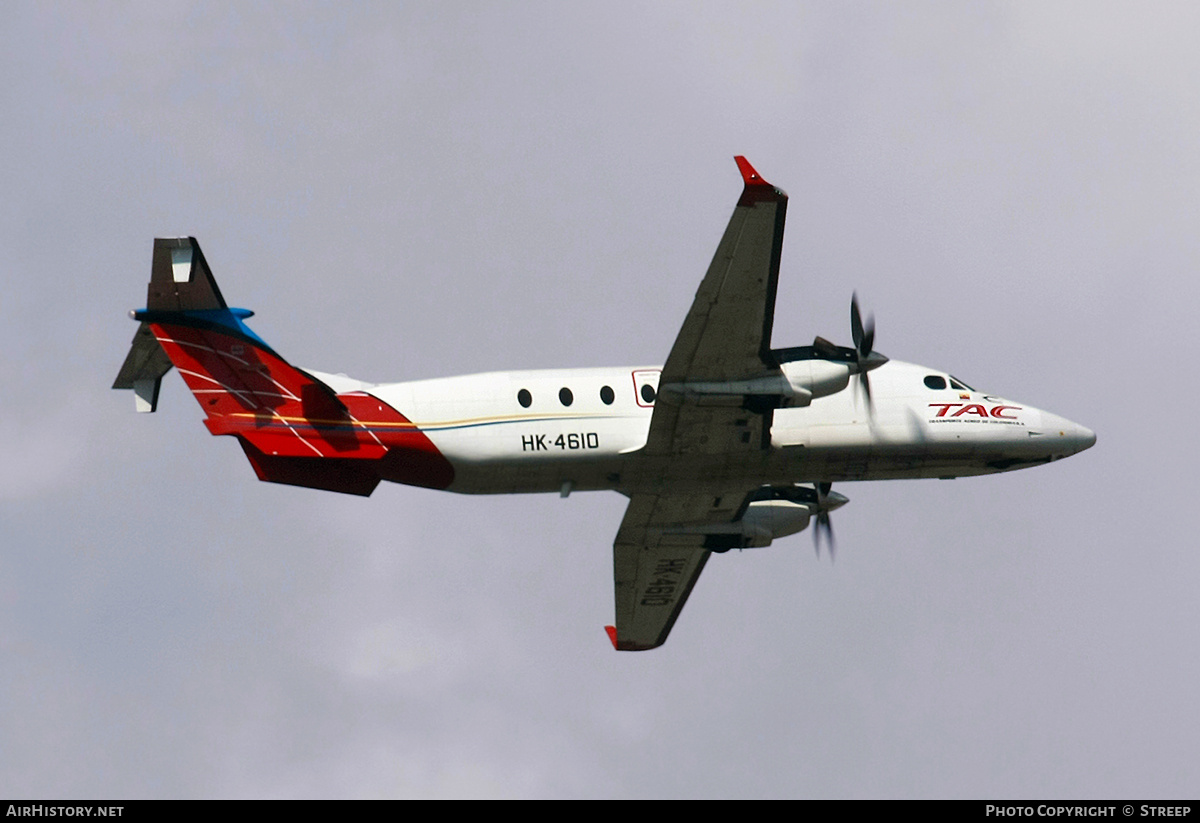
116,238 -> 453,495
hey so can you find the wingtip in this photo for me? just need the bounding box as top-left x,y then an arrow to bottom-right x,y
733,156 -> 785,205
604,625 -> 661,651
734,155 -> 771,188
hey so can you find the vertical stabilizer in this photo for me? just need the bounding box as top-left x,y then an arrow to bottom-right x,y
113,237 -> 228,412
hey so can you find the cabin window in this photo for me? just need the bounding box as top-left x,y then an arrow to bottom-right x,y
641,383 -> 657,404
600,385 -> 615,405
949,376 -> 975,391
517,389 -> 532,408
559,387 -> 574,407
924,375 -> 946,390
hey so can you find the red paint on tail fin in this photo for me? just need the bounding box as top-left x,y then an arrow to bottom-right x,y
151,320 -> 454,492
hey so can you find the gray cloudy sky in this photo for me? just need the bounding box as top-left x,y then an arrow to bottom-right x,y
2,2 -> 1198,798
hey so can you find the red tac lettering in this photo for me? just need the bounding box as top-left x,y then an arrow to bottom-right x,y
952,404 -> 989,418
929,403 -> 1024,419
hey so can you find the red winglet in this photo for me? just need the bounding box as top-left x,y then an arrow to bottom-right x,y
604,625 -> 619,649
734,155 -> 772,188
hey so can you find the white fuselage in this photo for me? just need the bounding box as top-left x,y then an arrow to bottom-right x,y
310,360 -> 1096,496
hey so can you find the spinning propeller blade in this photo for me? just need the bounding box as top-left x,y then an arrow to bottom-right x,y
812,481 -> 838,562
850,292 -> 883,417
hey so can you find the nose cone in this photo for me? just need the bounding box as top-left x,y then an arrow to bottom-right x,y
1077,424 -> 1097,452
1043,413 -> 1097,456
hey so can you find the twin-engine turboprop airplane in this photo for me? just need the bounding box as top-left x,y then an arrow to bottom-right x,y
114,157 -> 1095,651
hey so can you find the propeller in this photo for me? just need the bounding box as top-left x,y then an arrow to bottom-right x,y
813,481 -> 836,561
809,295 -> 888,415
849,292 -> 887,416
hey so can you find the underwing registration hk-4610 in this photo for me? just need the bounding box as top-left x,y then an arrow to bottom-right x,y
114,158 -> 1095,651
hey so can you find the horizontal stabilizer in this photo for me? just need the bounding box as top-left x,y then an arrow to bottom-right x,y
112,321 -> 174,412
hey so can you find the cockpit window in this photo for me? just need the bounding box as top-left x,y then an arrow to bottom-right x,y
924,375 -> 947,390
949,376 -> 975,391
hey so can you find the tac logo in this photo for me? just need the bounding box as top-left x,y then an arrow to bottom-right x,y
929,403 -> 1022,420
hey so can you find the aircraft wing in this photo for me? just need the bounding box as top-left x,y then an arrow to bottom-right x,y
608,159 -> 790,650
608,493 -> 720,651
643,156 -> 788,456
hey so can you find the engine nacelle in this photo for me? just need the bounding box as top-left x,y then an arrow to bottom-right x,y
658,360 -> 854,410
738,500 -> 814,547
779,359 -> 852,403
663,500 -> 815,550
659,489 -> 846,552
658,373 -> 814,407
